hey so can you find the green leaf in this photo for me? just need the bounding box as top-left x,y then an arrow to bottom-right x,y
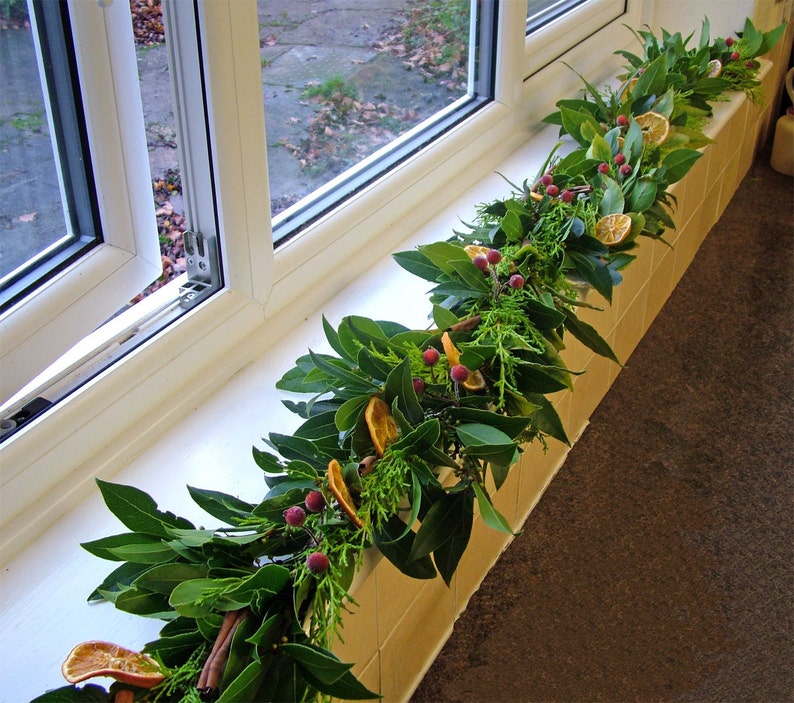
410,491 -> 472,563
756,22 -> 785,57
114,587 -> 174,618
418,241 -> 471,275
216,659 -> 268,702
558,105 -> 602,147
268,432 -> 333,469
429,490 -> 474,585
500,209 -> 524,241
300,664 -> 383,700
224,563 -> 291,604
523,297 -> 566,330
598,176 -> 625,216
586,133 -> 613,163
105,540 -> 178,564
335,395 -> 370,432
627,177 -> 658,213
448,258 -> 492,293
282,643 -> 353,684
96,479 -> 194,537
384,356 -> 424,425
357,347 -> 394,380
169,577 -> 247,617
251,446 -> 285,473
472,482 -> 516,535
562,308 -> 621,364
373,514 -> 436,579
29,684 -> 109,702
308,350 -> 378,391
446,407 -> 532,439
133,562 -> 210,595
81,532 -> 165,562
432,304 -> 460,331
246,613 -> 282,648
392,249 -> 442,282
391,418 -> 441,455
187,486 -> 255,525
661,148 -> 702,184
525,392 -> 570,445
322,315 -> 354,362
632,53 -> 667,97
87,561 -> 154,602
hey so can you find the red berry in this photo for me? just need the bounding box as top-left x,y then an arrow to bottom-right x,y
284,505 -> 306,527
412,377 -> 426,394
540,173 -> 554,186
614,153 -> 626,166
306,552 -> 330,575
745,61 -> 755,69
422,347 -> 440,366
450,364 -> 470,383
560,189 -> 574,203
472,254 -> 488,270
304,490 -> 326,513
545,184 -> 559,197
486,249 -> 502,265
508,274 -> 525,289
598,162 -> 610,174
726,36 -> 735,47
616,114 -> 629,127
619,164 -> 633,177
730,51 -> 740,61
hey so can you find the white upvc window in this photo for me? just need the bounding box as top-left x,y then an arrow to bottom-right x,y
0,0 -> 162,403
525,0 -> 629,76
0,0 -> 644,560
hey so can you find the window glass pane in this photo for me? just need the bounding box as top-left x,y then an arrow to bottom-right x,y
527,0 -> 588,34
258,0 -> 481,239
0,1 -> 100,309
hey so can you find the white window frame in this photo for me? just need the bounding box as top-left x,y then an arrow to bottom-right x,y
525,0 -> 630,77
0,0 -> 162,403
0,0 -> 649,560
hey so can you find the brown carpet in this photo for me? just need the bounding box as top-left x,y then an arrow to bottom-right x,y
410,141 -> 794,703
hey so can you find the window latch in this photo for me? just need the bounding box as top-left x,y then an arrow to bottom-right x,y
179,231 -> 221,310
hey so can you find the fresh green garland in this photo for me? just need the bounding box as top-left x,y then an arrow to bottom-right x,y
35,17 -> 784,703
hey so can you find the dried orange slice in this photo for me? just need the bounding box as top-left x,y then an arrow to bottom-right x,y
463,244 -> 490,260
634,111 -> 670,145
327,459 -> 363,528
364,396 -> 398,457
618,76 -> 638,100
440,332 -> 486,391
595,213 -> 633,246
706,59 -> 722,77
62,641 -> 165,688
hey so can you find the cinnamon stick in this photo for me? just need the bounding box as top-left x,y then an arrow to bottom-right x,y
197,608 -> 248,692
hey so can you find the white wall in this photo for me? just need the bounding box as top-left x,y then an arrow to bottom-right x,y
648,0 -> 789,37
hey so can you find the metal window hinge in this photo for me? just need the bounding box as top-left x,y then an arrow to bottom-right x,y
179,230 -> 221,310
0,397 -> 53,441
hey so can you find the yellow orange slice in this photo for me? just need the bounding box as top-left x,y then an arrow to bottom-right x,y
706,59 -> 722,77
62,641 -> 165,688
463,244 -> 490,260
634,111 -> 670,145
594,213 -> 633,246
619,76 -> 638,101
327,459 -> 363,528
364,396 -> 398,457
440,332 -> 486,391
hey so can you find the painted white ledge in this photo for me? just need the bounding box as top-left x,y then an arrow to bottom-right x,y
0,56 -> 784,703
